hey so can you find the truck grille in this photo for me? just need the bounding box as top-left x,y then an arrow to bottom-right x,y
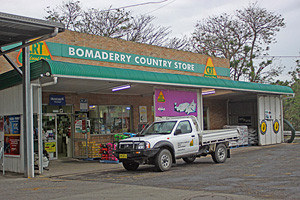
119,142 -> 134,150
118,141 -> 144,150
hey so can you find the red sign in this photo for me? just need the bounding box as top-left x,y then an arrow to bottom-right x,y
4,136 -> 20,155
82,120 -> 86,134
0,116 -> 3,132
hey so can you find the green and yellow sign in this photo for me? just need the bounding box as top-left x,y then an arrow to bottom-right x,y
204,57 -> 217,78
17,41 -> 53,65
157,91 -> 166,102
45,142 -> 56,153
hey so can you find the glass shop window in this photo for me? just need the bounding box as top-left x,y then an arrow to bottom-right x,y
89,105 -> 132,134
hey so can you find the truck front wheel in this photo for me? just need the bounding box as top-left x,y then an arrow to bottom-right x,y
212,143 -> 227,163
155,149 -> 173,172
122,161 -> 139,171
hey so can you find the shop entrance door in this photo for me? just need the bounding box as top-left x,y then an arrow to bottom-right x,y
57,114 -> 72,158
42,114 -> 57,160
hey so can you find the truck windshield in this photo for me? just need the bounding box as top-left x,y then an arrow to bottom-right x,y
142,121 -> 176,135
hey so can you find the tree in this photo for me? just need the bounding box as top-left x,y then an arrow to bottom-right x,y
236,3 -> 285,82
44,0 -> 171,46
45,0 -> 83,31
278,61 -> 300,130
80,8 -> 131,38
124,15 -> 171,46
192,3 -> 285,82
164,36 -> 191,51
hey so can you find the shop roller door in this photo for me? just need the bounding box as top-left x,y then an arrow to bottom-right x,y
258,95 -> 282,145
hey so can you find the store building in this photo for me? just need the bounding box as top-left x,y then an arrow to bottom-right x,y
0,30 -> 294,174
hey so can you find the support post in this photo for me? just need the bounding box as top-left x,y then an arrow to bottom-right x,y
197,89 -> 203,131
22,41 -> 34,178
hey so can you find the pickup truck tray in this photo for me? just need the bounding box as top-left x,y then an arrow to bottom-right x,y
200,129 -> 239,145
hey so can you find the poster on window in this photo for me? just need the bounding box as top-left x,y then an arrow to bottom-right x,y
155,89 -> 197,117
139,106 -> 147,122
4,115 -> 21,156
0,116 -> 3,132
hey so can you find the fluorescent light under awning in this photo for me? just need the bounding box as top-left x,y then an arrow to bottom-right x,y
112,84 -> 131,92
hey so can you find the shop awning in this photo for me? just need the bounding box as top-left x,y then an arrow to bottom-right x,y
0,59 -> 294,95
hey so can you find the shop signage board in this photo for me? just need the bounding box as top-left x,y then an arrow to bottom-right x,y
80,99 -> 88,112
16,41 -> 53,65
3,115 -> 21,156
204,57 -> 217,78
12,41 -> 230,77
155,89 -> 197,117
45,42 -> 230,77
49,94 -> 66,106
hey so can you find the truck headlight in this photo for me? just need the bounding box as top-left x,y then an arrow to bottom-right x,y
135,142 -> 151,149
136,142 -> 145,150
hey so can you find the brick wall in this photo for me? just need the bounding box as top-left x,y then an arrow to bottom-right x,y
203,99 -> 227,129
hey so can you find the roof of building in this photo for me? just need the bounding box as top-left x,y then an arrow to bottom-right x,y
0,12 -> 64,48
0,59 -> 294,95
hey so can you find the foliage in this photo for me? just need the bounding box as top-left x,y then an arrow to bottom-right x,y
192,3 -> 285,82
45,0 -> 172,46
277,61 -> 300,130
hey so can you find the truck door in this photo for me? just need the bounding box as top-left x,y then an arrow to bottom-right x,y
171,120 -> 199,157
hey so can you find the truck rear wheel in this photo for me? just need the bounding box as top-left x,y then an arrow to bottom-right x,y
182,156 -> 196,163
212,143 -> 227,163
155,149 -> 172,172
122,161 -> 139,171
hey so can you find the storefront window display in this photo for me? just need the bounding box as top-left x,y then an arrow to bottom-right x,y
89,105 -> 132,134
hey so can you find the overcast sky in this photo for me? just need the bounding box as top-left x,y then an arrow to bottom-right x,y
1,0 -> 299,81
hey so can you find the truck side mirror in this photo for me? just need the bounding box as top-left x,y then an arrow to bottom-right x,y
174,129 -> 182,135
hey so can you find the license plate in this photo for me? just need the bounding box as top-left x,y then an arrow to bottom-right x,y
119,154 -> 127,159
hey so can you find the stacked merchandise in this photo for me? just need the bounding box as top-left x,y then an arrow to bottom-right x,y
224,125 -> 249,147
248,128 -> 258,145
99,143 -> 118,162
87,141 -> 102,159
114,134 -> 129,142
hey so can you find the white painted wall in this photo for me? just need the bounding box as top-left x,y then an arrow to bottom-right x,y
258,95 -> 282,146
0,84 -> 39,173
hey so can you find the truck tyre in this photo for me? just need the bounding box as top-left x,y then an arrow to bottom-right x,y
122,161 -> 139,171
182,156 -> 196,163
212,143 -> 227,163
155,149 -> 173,172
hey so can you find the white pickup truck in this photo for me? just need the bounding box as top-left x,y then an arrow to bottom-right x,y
116,116 -> 239,171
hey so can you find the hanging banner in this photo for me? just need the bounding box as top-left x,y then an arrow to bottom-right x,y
155,89 -> 197,117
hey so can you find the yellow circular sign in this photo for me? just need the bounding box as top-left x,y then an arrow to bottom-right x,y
260,120 -> 267,135
273,120 -> 280,134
